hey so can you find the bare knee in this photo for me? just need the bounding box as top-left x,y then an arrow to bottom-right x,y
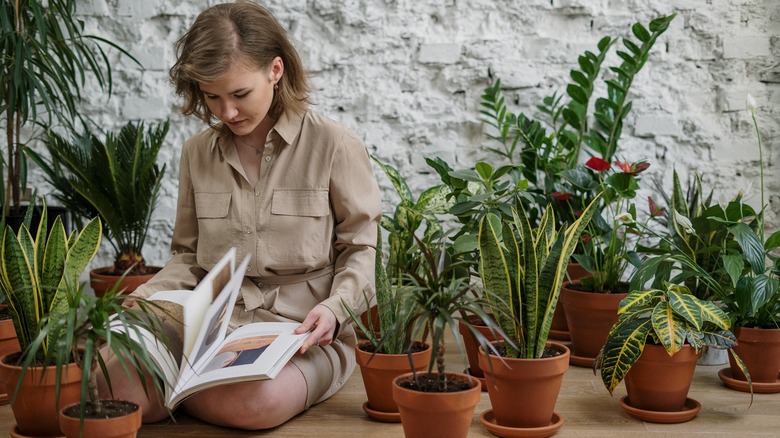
185,390 -> 298,430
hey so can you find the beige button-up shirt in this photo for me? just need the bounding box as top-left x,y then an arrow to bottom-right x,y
135,110 -> 381,331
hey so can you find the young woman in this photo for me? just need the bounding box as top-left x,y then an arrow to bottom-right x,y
101,0 -> 381,429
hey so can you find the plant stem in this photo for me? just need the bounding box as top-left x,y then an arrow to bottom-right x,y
750,110 -> 765,244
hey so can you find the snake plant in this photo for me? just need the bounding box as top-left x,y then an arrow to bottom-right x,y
478,195 -> 599,359
0,199 -> 101,362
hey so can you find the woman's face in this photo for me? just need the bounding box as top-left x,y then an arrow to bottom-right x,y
199,56 -> 283,137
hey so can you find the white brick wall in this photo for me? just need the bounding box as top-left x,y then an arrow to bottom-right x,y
17,0 -> 780,268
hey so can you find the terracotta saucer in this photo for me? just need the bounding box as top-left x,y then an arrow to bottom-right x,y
619,396 -> 701,424
718,368 -> 780,394
0,392 -> 8,405
464,367 -> 488,392
548,329 -> 571,341
362,401 -> 401,423
569,353 -> 596,368
479,409 -> 564,438
9,424 -> 65,438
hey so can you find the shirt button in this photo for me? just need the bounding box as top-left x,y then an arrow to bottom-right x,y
264,156 -> 271,162
245,227 -> 252,234
257,282 -> 264,288
247,267 -> 252,272
255,191 -> 261,196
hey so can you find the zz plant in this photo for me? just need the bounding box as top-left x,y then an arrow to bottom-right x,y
595,283 -> 751,395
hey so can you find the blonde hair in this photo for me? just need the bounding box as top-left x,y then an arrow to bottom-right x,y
169,1 -> 311,126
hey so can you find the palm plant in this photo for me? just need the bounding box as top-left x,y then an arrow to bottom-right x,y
477,196 -> 599,359
1,0 -> 137,215
26,120 -> 169,275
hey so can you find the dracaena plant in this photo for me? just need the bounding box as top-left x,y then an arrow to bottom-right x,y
0,198 -> 101,362
26,120 -> 169,276
477,195 -> 599,359
595,283 -> 750,395
403,227 -> 503,391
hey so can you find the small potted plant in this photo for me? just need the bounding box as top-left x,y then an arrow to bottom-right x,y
476,196 -> 598,435
25,273 -> 174,438
343,226 -> 431,423
0,198 -> 101,436
26,120 -> 170,296
391,227 -> 501,438
595,283 -> 751,423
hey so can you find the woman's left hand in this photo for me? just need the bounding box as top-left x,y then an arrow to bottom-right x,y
295,304 -> 337,353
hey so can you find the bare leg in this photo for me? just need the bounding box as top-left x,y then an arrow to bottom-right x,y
97,347 -> 171,423
182,362 -> 308,430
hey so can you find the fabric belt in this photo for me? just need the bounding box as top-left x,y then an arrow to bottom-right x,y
251,265 -> 335,286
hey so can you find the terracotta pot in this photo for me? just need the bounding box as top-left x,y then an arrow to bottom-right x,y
550,263 -> 592,341
59,400 -> 142,438
560,281 -> 627,365
0,352 -> 81,437
356,340 -> 432,417
624,344 -> 700,412
90,266 -> 161,297
479,341 -> 569,428
392,372 -> 481,438
458,315 -> 497,380
729,326 -> 780,383
0,316 -> 20,406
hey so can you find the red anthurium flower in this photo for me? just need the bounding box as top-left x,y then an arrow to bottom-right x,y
581,234 -> 591,243
614,160 -> 650,175
585,157 -> 610,172
550,191 -> 573,201
648,196 -> 666,217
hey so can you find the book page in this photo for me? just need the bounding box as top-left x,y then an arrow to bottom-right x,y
168,322 -> 308,409
177,253 -> 251,383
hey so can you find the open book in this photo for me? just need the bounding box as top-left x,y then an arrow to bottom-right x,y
115,248 -> 309,410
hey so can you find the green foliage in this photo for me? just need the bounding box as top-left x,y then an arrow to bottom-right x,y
478,196 -> 599,358
403,229 -> 503,391
0,198 -> 101,361
1,0 -> 138,213
20,272 -> 174,423
371,156 -> 453,285
26,120 -> 169,274
343,225 -> 416,355
595,284 -> 749,395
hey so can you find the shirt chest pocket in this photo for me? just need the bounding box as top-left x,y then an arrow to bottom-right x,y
268,189 -> 331,263
194,191 -> 234,263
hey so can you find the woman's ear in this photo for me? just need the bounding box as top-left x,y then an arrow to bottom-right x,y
270,56 -> 284,83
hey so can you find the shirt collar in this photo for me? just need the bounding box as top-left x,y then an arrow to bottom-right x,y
213,109 -> 304,153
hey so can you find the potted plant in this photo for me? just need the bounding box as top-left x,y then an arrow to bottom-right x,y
0,198 -> 102,436
31,274 -> 172,438
391,226 -> 502,438
477,14 -> 676,345
595,283 -> 751,423
1,0 -> 137,222
476,196 -> 597,435
343,226 -> 432,423
26,120 -> 170,296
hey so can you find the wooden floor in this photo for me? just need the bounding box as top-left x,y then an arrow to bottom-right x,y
1,342 -> 778,437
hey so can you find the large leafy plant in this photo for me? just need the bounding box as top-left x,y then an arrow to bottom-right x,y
479,14 -> 676,197
595,284 -> 750,395
477,197 -> 598,359
0,198 -> 101,362
1,0 -> 137,214
26,120 -> 169,275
